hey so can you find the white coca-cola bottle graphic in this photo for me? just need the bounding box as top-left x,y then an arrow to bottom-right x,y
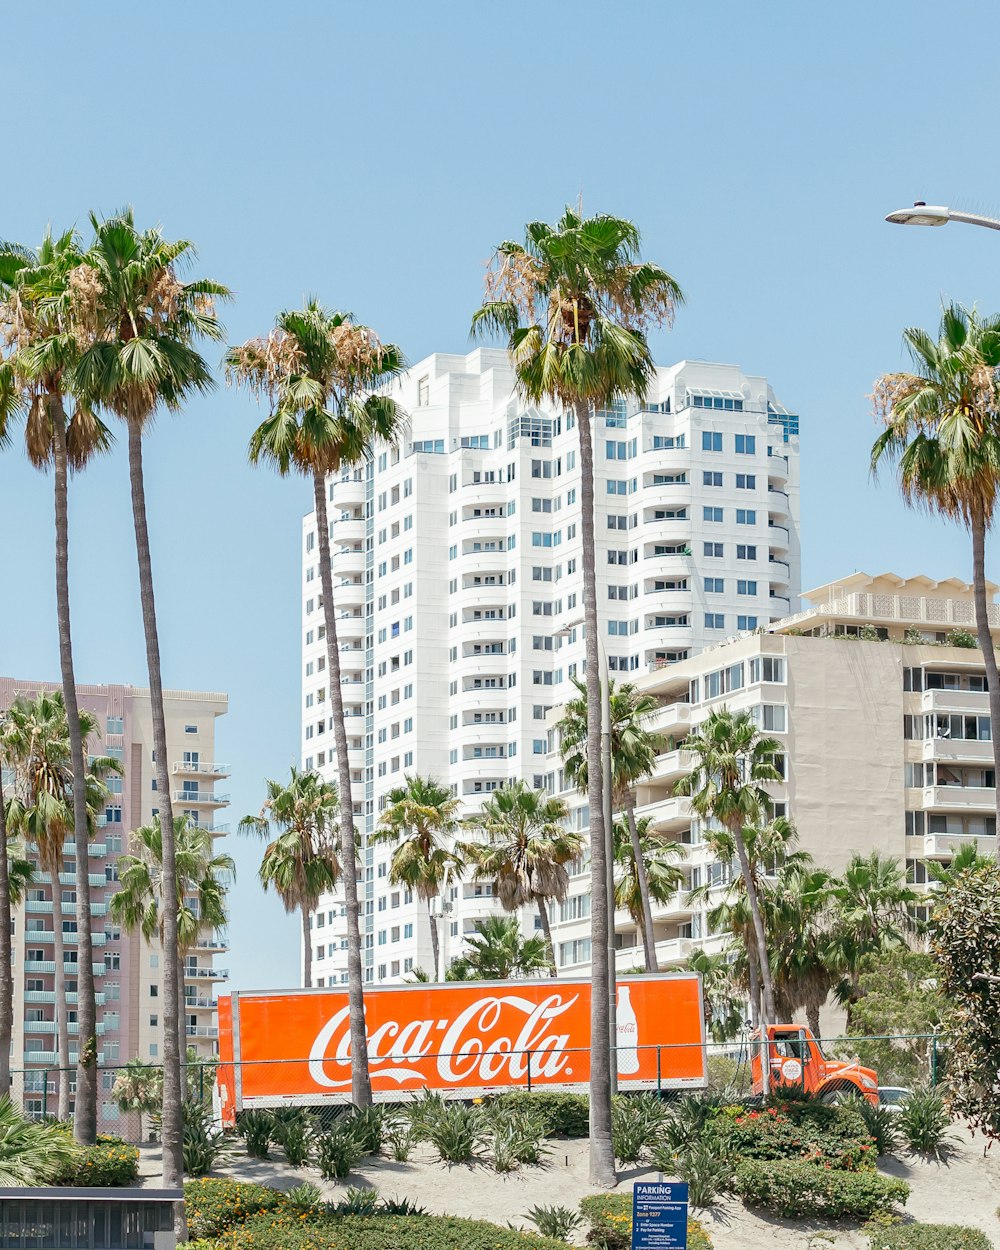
616,985 -> 640,1074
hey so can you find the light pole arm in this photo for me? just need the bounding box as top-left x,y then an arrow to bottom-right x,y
947,210 -> 1000,232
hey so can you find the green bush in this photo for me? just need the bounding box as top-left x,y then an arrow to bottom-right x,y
347,1104 -> 389,1155
184,1179 -> 290,1240
238,1109 -> 275,1160
871,1226 -> 993,1249
271,1107 -> 311,1167
485,1102 -> 550,1171
856,1099 -> 902,1156
490,1091 -> 590,1138
717,1100 -> 877,1170
579,1195 -> 712,1250
675,1140 -> 733,1210
610,1093 -> 670,1164
524,1203 -> 583,1242
421,1103 -> 487,1163
315,1120 -> 365,1180
383,1115 -> 419,1162
55,1136 -> 139,1187
733,1158 -> 908,1220
182,1100 -> 231,1177
188,1212 -> 570,1250
899,1089 -> 954,1158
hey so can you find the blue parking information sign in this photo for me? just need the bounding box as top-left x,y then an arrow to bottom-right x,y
631,1181 -> 689,1249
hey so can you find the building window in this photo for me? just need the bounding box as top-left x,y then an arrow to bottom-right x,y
703,507 -> 723,523
737,615 -> 759,631
704,578 -> 724,593
703,542 -> 723,558
736,509 -> 756,525
705,613 -> 725,630
736,473 -> 756,490
417,375 -> 429,406
737,579 -> 757,595
735,434 -> 756,454
701,431 -> 722,452
737,544 -> 757,560
702,471 -> 723,487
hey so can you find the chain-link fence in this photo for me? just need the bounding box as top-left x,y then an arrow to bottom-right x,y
8,1032 -> 948,1142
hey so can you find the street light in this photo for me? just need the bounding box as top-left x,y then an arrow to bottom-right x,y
553,618 -> 617,1086
885,201 -> 1000,232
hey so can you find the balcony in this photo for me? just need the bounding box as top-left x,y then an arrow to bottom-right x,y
23,1021 -> 106,1036
911,831 -> 997,859
919,689 -> 989,714
920,736 -> 994,764
61,841 -> 107,857
23,991 -> 106,1006
920,785 -> 995,811
185,997 -> 217,1010
184,966 -> 228,980
186,1025 -> 219,1039
172,760 -> 231,777
648,701 -> 691,737
171,791 -> 230,807
635,794 -> 692,833
651,749 -> 694,784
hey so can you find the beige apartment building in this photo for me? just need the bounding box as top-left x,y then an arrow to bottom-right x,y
548,572 -> 1000,986
0,678 -> 229,1124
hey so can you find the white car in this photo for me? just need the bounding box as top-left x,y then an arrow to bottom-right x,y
878,1086 -> 912,1111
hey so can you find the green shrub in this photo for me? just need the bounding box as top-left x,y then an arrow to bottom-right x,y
579,1194 -> 712,1250
658,1094 -> 726,1154
422,1103 -> 487,1163
948,629 -> 978,649
182,1100 -> 231,1177
271,1107 -> 311,1167
347,1104 -> 389,1155
524,1203 -> 583,1242
238,1109 -> 275,1160
315,1120 -> 365,1180
490,1091 -> 590,1138
898,1089 -> 954,1157
675,1140 -> 733,1210
485,1102 -> 550,1171
856,1099 -> 902,1156
285,1182 -> 323,1211
184,1179 -> 289,1240
610,1093 -> 670,1164
383,1115 -> 419,1162
188,1212 -> 570,1250
718,1100 -> 877,1170
733,1158 -> 909,1220
871,1226 -> 993,1249
55,1136 -> 139,1187
328,1186 -> 380,1215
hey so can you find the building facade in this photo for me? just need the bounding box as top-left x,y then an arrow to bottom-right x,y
547,572 -> 1000,995
300,348 -> 801,986
0,678 -> 229,1123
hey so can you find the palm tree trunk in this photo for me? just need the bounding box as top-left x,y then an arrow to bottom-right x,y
624,794 -> 658,973
313,469 -> 371,1106
428,905 -> 440,982
302,907 -> 312,988
732,829 -> 776,1026
971,511 -> 1000,860
806,1003 -> 821,1039
575,401 -> 615,1187
0,780 -> 12,1098
126,423 -> 184,1203
50,875 -> 71,1120
177,957 -> 188,1071
747,940 -> 760,1030
51,407 -> 98,1144
535,896 -> 558,977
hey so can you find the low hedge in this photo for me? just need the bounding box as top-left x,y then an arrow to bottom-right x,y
717,1101 -> 877,1171
734,1159 -> 908,1221
579,1194 -> 712,1250
189,1212 -> 569,1250
56,1136 -> 139,1187
489,1091 -> 590,1138
185,1179 -> 290,1240
870,1226 -> 994,1250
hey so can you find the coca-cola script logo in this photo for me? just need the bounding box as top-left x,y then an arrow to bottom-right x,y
307,993 -> 579,1088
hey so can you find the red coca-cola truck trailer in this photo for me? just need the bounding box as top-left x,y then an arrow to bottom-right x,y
217,973 -> 707,1124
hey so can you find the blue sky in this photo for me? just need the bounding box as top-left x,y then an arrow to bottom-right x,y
2,1 -> 999,991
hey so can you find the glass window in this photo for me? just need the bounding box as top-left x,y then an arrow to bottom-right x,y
703,506 -> 723,523
735,434 -> 756,454
701,431 -> 722,452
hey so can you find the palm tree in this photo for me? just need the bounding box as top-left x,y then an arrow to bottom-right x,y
76,207 -> 230,1191
559,678 -> 665,971
675,709 -> 782,1057
926,842 -> 994,890
0,230 -> 115,1143
612,814 -> 684,963
372,775 -> 461,981
461,780 -> 580,976
239,769 -> 341,988
687,949 -> 744,1044
472,206 -> 681,1188
228,303 -> 405,1109
111,1059 -> 162,1143
768,864 -> 837,1037
110,816 -> 234,1056
872,302 -> 1000,848
829,851 -> 919,1026
446,915 -> 550,981
0,710 -> 18,1100
2,693 -> 116,1120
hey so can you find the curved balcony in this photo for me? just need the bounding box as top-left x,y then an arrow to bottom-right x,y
648,701 -> 692,736
460,515 -> 508,540
332,545 -> 366,575
640,482 -> 691,512
641,445 -> 689,471
641,554 -> 692,585
635,794 -> 691,833
459,549 -> 508,579
767,524 -> 790,554
460,724 -> 511,749
767,453 -> 790,478
459,581 -> 509,610
334,612 -> 365,641
460,622 -> 509,647
767,491 -> 790,520
457,685 -> 509,714
330,515 -> 365,543
462,480 -> 506,507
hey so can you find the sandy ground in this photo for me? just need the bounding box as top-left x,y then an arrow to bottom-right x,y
139,1124 -> 1000,1248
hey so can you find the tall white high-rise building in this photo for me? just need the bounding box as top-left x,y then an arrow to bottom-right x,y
299,348 -> 801,985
